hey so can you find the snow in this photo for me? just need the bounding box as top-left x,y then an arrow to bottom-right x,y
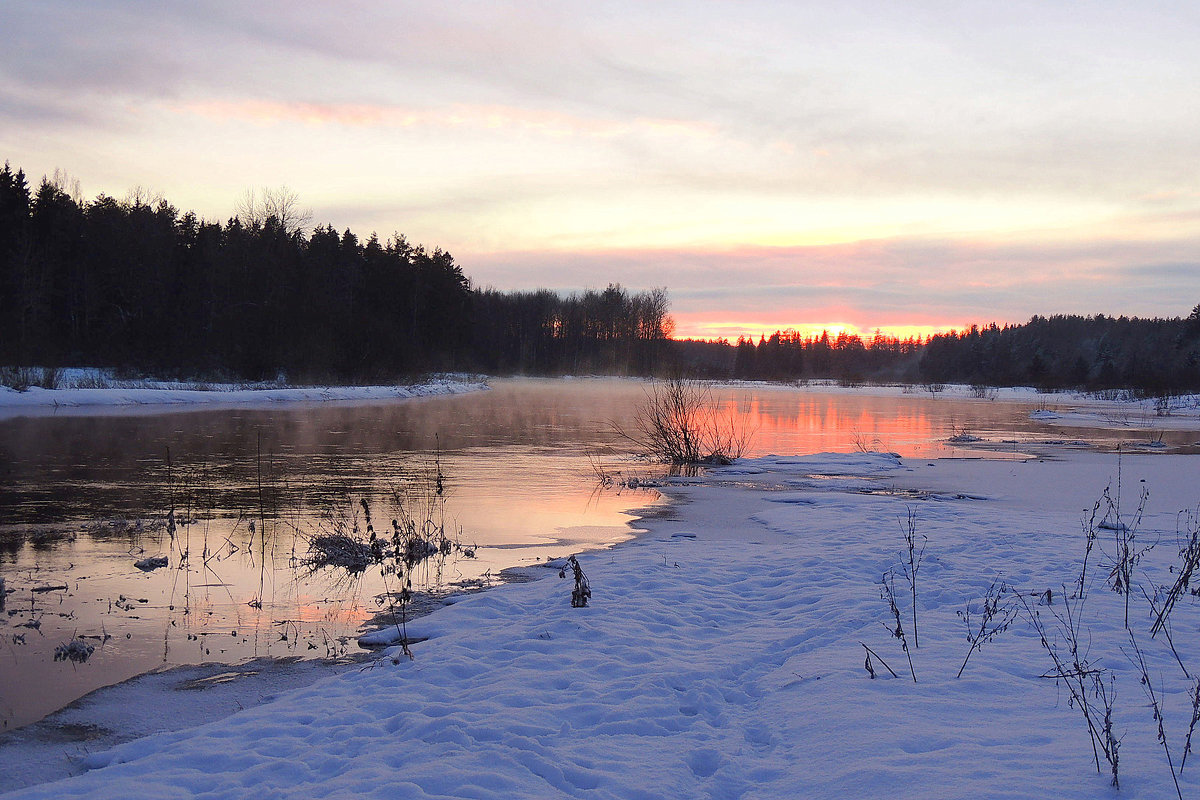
4,447 -> 1200,799
0,372 -> 490,418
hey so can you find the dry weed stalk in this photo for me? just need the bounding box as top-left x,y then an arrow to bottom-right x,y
1183,679 -> 1200,773
1151,510 -> 1200,638
879,570 -> 917,682
560,555 -> 592,608
899,507 -> 926,648
1126,631 -> 1184,800
1019,588 -> 1121,786
955,581 -> 1016,678
859,641 -> 899,679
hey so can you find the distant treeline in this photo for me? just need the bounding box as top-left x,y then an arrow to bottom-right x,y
0,163 -> 670,380
2,162 -> 1197,392
919,315 -> 1200,395
673,313 -> 1200,395
671,331 -> 924,383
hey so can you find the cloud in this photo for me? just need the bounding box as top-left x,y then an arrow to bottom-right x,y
170,98 -> 717,142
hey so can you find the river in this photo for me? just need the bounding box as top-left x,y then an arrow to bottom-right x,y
0,378 -> 1190,729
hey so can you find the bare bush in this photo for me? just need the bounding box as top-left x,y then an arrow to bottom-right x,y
618,378 -> 752,465
1,367 -> 35,391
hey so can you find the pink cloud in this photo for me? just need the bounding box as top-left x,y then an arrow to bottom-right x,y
171,98 -> 717,140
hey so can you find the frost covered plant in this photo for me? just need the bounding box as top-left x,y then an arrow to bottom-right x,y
955,581 -> 1017,678
879,570 -> 916,682
898,507 -> 926,649
560,555 -> 592,608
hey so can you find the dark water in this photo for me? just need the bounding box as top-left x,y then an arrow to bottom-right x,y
0,378 -> 1192,730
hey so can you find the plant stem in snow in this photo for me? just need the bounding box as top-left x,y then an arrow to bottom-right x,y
1183,679 -> 1200,773
859,642 -> 899,679
899,507 -> 926,649
880,570 -> 916,682
1018,591 -> 1118,782
1151,510 -> 1200,640
1126,631 -> 1184,800
955,581 -> 1016,679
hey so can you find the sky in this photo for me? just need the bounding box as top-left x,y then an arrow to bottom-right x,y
2,1 -> 1198,340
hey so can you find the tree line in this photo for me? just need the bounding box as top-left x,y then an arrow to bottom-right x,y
671,312 -> 1200,395
0,163 -> 670,381
2,162 -> 1196,393
918,314 -> 1200,395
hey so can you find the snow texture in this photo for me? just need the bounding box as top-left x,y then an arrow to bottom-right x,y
0,371 -> 489,418
4,448 -> 1200,798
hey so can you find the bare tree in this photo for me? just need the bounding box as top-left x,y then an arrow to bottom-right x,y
48,168 -> 83,204
235,186 -> 312,235
123,185 -> 165,209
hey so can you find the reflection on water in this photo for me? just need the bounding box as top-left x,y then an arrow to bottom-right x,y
0,378 -> 1192,730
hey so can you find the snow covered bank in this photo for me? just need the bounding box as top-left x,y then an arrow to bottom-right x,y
0,372 -> 489,418
0,657 -> 370,793
4,448 -> 1199,798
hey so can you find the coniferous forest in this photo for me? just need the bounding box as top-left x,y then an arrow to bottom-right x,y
1,162 -> 1197,394
0,164 -> 670,380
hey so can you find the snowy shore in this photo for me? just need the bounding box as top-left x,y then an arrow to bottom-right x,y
4,447 -> 1199,798
0,371 -> 490,418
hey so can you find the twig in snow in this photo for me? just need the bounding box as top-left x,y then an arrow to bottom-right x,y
1183,679 -> 1200,773
859,642 -> 899,679
880,570 -> 916,682
1125,630 -> 1183,800
1139,585 -> 1191,680
1018,590 -> 1119,784
899,507 -> 926,649
955,581 -> 1017,678
1151,509 -> 1200,639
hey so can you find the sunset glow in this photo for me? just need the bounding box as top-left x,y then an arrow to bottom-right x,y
670,319 -> 957,343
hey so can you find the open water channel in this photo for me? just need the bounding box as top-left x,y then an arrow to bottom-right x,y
0,378 -> 1191,730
